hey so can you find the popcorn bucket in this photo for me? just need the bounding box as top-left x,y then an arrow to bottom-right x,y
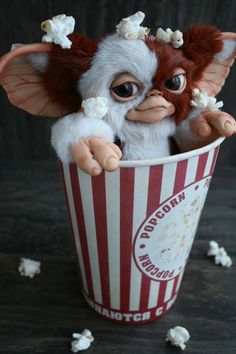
60,137 -> 224,324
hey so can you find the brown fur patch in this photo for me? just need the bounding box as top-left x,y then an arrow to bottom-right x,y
182,25 -> 223,82
145,26 -> 223,124
145,38 -> 194,123
42,33 -> 97,114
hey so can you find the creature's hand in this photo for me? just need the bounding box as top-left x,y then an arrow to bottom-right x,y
191,111 -> 236,140
70,137 -> 122,176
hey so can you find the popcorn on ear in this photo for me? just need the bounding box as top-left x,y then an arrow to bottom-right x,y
190,88 -> 223,111
116,11 -> 150,40
41,14 -> 75,49
156,28 -> 184,48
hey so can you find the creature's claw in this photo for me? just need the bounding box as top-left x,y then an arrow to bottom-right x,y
70,137 -> 122,176
191,111 -> 236,139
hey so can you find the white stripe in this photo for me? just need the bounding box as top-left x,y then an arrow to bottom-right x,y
160,162 -> 177,203
129,166 -> 150,311
148,162 -> 180,310
204,150 -> 214,177
105,170 -> 121,310
164,278 -> 175,302
148,281 -> 160,309
176,270 -> 184,293
184,155 -> 199,187
77,169 -> 102,304
210,147 -> 219,174
63,165 -> 88,294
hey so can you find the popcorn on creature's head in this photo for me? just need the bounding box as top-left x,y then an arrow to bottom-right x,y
41,14 -> 75,49
156,28 -> 184,48
41,11 -> 184,51
116,11 -> 150,40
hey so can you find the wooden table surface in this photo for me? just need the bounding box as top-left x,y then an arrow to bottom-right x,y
0,161 -> 235,354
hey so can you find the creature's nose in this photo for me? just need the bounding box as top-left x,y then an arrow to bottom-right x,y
147,89 -> 163,97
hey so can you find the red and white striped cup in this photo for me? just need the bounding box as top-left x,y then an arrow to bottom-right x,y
61,137 -> 224,324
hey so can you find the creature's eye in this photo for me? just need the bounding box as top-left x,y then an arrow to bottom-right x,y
165,74 -> 186,93
110,73 -> 141,102
112,82 -> 139,98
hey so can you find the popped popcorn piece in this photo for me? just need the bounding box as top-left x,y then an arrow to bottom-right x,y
207,240 -> 219,256
207,241 -> 232,268
156,28 -> 184,48
71,329 -> 94,352
190,88 -> 223,111
116,11 -> 150,40
41,14 -> 75,49
81,97 -> 109,119
166,326 -> 190,350
215,248 -> 233,268
18,258 -> 41,278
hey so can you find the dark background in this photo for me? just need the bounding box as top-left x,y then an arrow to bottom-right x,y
0,0 -> 236,165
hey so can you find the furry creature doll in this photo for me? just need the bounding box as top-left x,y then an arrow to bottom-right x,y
0,12 -> 235,175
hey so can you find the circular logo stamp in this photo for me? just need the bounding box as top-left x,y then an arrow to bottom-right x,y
134,178 -> 210,281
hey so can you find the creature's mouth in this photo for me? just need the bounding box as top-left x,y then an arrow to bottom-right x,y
126,103 -> 175,123
126,94 -> 176,123
136,105 -> 168,112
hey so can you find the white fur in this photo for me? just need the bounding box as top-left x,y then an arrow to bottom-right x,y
215,39 -> 236,62
78,34 -> 178,160
174,108 -> 207,151
79,34 -> 157,99
121,117 -> 176,159
28,53 -> 49,73
51,112 -> 114,163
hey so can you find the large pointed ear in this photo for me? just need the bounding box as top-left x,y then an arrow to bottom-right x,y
181,26 -> 236,96
0,43 -> 64,117
0,34 -> 97,117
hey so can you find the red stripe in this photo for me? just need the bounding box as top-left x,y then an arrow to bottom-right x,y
210,146 -> 220,176
120,168 -> 135,311
173,159 -> 188,194
195,152 -> 209,181
139,165 -> 163,311
70,165 -> 94,300
92,172 -> 110,308
146,165 -> 164,216
157,281 -> 168,307
139,276 -> 151,311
